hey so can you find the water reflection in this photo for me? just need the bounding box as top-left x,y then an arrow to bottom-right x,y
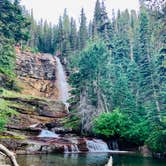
112,154 -> 166,166
17,153 -> 109,166
17,153 -> 166,166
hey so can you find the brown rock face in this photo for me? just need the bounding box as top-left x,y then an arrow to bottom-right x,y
0,96 -> 68,128
15,51 -> 58,99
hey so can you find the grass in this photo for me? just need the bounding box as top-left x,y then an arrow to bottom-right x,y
0,87 -> 49,101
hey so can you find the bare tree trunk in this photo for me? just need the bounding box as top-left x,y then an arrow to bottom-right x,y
129,28 -> 134,61
101,94 -> 109,113
130,38 -> 134,61
0,144 -> 19,166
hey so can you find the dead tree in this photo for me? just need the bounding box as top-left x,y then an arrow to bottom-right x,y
0,144 -> 19,166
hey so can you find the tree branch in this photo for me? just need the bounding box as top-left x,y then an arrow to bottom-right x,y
0,144 -> 19,166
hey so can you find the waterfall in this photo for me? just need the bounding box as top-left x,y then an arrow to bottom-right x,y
64,145 -> 69,153
86,139 -> 110,152
38,129 -> 59,138
71,144 -> 79,153
55,56 -> 69,104
112,140 -> 119,150
64,144 -> 79,153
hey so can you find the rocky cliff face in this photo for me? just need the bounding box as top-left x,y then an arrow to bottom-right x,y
0,50 -> 111,155
0,50 -> 70,154
15,51 -> 59,99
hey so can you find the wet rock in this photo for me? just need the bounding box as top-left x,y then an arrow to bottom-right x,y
26,144 -> 42,153
51,127 -> 73,134
152,152 -> 166,160
0,96 -> 68,128
139,145 -> 152,157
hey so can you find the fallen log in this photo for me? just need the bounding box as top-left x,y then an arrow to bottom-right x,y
105,156 -> 113,166
0,144 -> 19,166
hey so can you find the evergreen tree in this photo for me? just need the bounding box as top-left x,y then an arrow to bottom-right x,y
62,9 -> 71,58
0,0 -> 30,42
78,8 -> 88,50
56,16 -> 64,55
88,21 -> 93,39
70,18 -> 77,52
92,0 -> 102,37
92,0 -> 111,41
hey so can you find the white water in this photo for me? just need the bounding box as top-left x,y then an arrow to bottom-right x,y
38,129 -> 59,138
64,144 -> 79,153
71,144 -> 80,153
64,145 -> 69,153
86,139 -> 110,152
55,56 -> 69,103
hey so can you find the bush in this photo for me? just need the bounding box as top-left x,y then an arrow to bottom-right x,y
146,121 -> 166,153
0,99 -> 17,131
0,35 -> 15,73
93,108 -> 127,138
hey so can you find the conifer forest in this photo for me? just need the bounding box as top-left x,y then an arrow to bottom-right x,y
0,0 -> 166,165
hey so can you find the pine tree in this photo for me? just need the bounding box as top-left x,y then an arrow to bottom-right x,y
0,0 -> 30,42
27,9 -> 36,48
92,0 -> 102,37
70,17 -> 77,52
56,16 -> 64,55
92,0 -> 111,41
88,21 -> 93,39
62,9 -> 71,58
138,6 -> 161,121
78,8 -> 88,50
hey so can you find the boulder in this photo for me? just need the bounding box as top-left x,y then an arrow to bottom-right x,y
139,145 -> 152,157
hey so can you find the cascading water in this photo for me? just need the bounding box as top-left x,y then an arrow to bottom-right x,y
55,56 -> 69,105
64,145 -> 69,153
64,144 -> 79,153
71,144 -> 79,153
86,139 -> 110,152
38,129 -> 59,138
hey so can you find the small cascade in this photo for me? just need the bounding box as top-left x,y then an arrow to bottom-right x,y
86,139 -> 110,152
55,56 -> 69,105
71,144 -> 79,153
38,129 -> 59,138
64,145 -> 69,153
64,144 -> 79,153
112,140 -> 119,150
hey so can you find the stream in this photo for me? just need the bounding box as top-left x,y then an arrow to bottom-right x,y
16,153 -> 166,166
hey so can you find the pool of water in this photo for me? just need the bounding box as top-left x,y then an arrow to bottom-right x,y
16,153 -> 166,166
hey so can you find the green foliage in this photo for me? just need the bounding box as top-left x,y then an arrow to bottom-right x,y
0,0 -> 165,154
0,99 -> 17,131
0,35 -> 15,74
93,109 -> 126,138
0,0 -> 30,42
146,122 -> 166,152
63,109 -> 81,130
0,0 -> 30,91
69,40 -> 110,106
124,118 -> 149,144
67,1 -> 166,153
78,8 -> 88,50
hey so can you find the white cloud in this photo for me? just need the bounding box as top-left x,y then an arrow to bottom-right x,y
21,0 -> 139,25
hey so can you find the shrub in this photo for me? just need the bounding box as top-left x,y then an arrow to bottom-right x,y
93,108 -> 127,138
